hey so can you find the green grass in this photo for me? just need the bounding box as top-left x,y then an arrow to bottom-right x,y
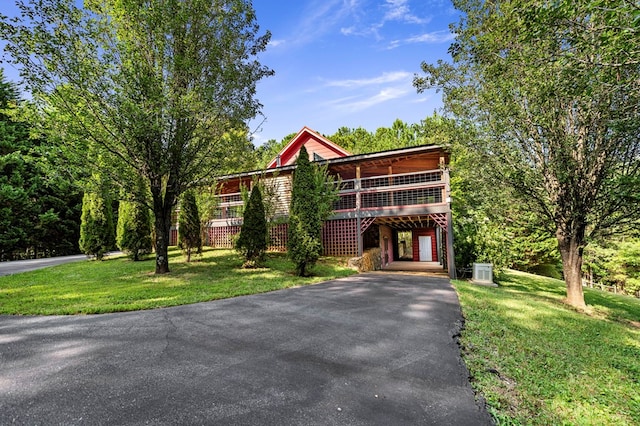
454,270 -> 640,425
0,247 -> 356,315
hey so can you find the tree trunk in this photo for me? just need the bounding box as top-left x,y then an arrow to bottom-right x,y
556,229 -> 587,310
154,209 -> 171,274
151,180 -> 175,275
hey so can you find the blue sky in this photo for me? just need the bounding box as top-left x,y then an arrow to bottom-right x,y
1,0 -> 458,145
250,0 -> 458,144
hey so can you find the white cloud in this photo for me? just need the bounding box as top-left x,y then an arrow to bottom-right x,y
319,70 -> 415,113
386,30 -> 454,49
405,31 -> 455,43
384,0 -> 429,24
282,0 -> 361,47
331,86 -> 411,112
324,71 -> 412,88
268,39 -> 285,47
336,1 -> 432,42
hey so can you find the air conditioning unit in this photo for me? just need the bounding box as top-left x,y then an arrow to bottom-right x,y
473,263 -> 493,284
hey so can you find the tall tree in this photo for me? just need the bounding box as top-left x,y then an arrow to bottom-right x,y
0,69 -> 83,260
1,0 -> 272,273
79,189 -> 115,260
116,199 -> 152,261
235,184 -> 267,265
287,146 -> 339,276
415,0 -> 640,308
0,70 -> 32,259
178,189 -> 202,262
288,146 -> 322,276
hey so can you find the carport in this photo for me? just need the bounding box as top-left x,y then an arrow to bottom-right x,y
362,213 -> 452,276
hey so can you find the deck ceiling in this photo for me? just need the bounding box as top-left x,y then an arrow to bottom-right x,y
330,151 -> 445,179
374,215 -> 438,230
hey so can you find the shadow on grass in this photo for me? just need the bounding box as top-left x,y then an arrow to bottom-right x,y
0,247 -> 356,315
454,270 -> 640,425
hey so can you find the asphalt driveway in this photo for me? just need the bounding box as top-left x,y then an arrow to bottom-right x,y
0,252 -> 122,277
0,273 -> 492,425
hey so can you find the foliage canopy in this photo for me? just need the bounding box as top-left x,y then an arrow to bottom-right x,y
0,0 -> 273,273
415,0 -> 640,308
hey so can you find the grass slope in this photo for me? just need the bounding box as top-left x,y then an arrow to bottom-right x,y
454,270 -> 640,425
0,248 -> 356,315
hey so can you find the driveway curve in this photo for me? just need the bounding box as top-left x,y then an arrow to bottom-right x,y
0,252 -> 123,277
0,273 -> 492,425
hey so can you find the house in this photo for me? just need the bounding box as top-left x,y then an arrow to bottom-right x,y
171,126 -> 456,278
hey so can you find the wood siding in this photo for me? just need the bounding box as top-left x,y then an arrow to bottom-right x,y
262,174 -> 292,218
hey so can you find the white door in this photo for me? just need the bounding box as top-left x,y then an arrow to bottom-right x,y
419,236 -> 432,261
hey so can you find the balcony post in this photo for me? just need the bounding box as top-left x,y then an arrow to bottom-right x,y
356,165 -> 363,256
444,168 -> 456,279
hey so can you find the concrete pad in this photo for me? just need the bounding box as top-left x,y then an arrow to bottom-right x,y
0,274 -> 492,425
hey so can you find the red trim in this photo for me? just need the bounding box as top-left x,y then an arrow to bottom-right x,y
361,203 -> 446,212
412,228 -> 437,261
266,126 -> 351,168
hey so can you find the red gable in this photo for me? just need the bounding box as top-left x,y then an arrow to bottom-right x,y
267,126 -> 351,168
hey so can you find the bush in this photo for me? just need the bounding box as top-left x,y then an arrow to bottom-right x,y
178,189 -> 202,262
235,185 -> 267,265
287,146 -> 323,276
79,191 -> 115,260
116,200 -> 152,261
288,214 -> 322,276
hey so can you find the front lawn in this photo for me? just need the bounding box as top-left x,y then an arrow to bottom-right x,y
454,270 -> 640,425
0,248 -> 356,315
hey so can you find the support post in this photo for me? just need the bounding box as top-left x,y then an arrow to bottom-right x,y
356,165 -> 362,256
446,211 -> 456,279
443,168 -> 456,279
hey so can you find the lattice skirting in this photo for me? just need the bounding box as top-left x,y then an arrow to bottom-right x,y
268,223 -> 288,252
322,218 -> 358,257
208,225 -> 242,248
171,219 -> 359,258
201,224 -> 289,252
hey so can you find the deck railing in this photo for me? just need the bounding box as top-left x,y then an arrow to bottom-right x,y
212,192 -> 243,220
332,169 -> 445,212
214,169 -> 446,218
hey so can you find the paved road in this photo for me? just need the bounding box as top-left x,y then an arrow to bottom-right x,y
0,274 -> 492,425
0,253 -> 122,276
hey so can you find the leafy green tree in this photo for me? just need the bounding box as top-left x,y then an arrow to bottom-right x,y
1,0 -> 272,274
0,69 -> 82,260
584,238 -> 640,297
0,72 -> 32,259
255,132 -> 297,168
79,190 -> 115,260
116,199 -> 152,261
235,185 -> 267,265
287,146 -> 339,276
178,190 -> 202,262
327,115 -> 453,155
415,0 -> 640,309
288,146 -> 321,276
327,126 -> 374,154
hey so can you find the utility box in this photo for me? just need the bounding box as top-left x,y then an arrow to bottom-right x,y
473,263 -> 493,284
